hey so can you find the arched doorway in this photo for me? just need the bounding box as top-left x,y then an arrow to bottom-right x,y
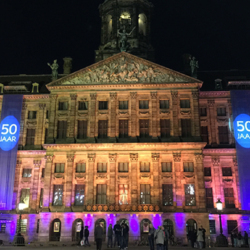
72,219 -> 84,242
140,219 -> 151,242
50,219 -> 61,241
186,219 -> 197,233
163,219 -> 174,236
95,219 -> 106,242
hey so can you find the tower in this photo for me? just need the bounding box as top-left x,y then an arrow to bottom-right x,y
95,0 -> 155,62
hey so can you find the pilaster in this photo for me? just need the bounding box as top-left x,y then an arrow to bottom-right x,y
130,153 -> 138,204
65,153 -> 75,210
130,92 -> 137,139
39,104 -> 46,145
109,153 -> 117,204
192,91 -> 200,136
47,95 -> 58,143
151,153 -> 160,204
207,99 -> 216,144
151,92 -> 158,138
89,94 -> 97,138
87,153 -> 96,205
109,93 -> 117,138
31,160 -> 41,211
173,152 -> 182,208
171,91 -> 179,136
195,153 -> 205,210
67,94 -> 77,142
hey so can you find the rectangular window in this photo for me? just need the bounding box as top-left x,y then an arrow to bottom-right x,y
181,119 -> 191,137
75,185 -> 85,206
22,169 -> 32,178
118,162 -> 128,172
53,185 -> 63,206
58,101 -> 68,110
96,184 -> 107,204
217,107 -> 226,116
44,128 -> 48,143
17,219 -> 27,233
26,129 -> 35,145
140,162 -> 150,172
140,184 -> 151,204
78,101 -> 88,110
57,121 -> 67,139
118,184 -> 128,205
209,220 -> 216,234
159,100 -> 169,109
201,126 -> 209,143
97,163 -> 107,173
204,167 -> 211,177
162,184 -> 173,206
162,162 -> 172,172
218,126 -> 229,144
41,168 -> 45,178
46,110 -> 49,119
77,120 -> 88,139
99,101 -> 108,110
224,188 -> 235,208
76,163 -> 86,173
119,101 -> 128,110
206,188 -> 214,208
119,120 -> 128,138
28,111 -> 37,119
0,223 -> 6,233
227,220 -> 238,234
140,119 -> 149,137
222,167 -> 232,176
185,184 -> 196,206
200,108 -> 207,116
39,188 -> 43,208
180,99 -> 190,108
20,188 -> 30,208
160,119 -> 170,137
139,100 -> 149,109
183,162 -> 194,172
55,163 -> 65,173
98,120 -> 108,138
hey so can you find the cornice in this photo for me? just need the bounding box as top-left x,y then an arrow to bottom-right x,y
17,150 -> 46,155
23,95 -> 50,100
199,91 -> 230,98
203,148 -> 236,154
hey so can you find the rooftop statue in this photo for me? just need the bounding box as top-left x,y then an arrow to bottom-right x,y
117,27 -> 135,52
47,59 -> 59,81
190,56 -> 199,78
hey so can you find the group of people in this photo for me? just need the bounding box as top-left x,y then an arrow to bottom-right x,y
148,225 -> 170,250
187,226 -> 206,249
231,231 -> 248,247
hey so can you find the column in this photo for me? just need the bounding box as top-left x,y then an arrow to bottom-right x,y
47,95 -> 58,143
65,153 -> 75,210
87,153 -> 96,205
207,99 -> 217,144
67,94 -> 77,143
151,92 -> 158,138
89,93 -> 96,140
39,103 -> 46,145
109,92 -> 117,139
130,153 -> 138,204
192,91 -> 200,137
151,153 -> 160,204
109,153 -> 117,204
171,91 -> 179,137
130,92 -> 137,140
173,152 -> 182,208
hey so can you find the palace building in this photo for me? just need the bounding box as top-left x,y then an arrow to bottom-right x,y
0,0 -> 249,245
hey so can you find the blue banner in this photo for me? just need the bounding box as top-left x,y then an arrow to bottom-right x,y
231,90 -> 250,210
0,95 -> 23,210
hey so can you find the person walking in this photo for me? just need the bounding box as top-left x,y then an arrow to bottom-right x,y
238,232 -> 242,247
107,224 -> 113,248
84,226 -> 90,246
95,222 -> 104,250
197,229 -> 204,249
244,231 -> 248,246
148,224 -> 155,250
233,232 -> 238,247
162,226 -> 169,250
113,221 -> 121,248
154,226 -> 165,250
200,226 -> 206,248
231,232 -> 235,247
124,223 -> 129,249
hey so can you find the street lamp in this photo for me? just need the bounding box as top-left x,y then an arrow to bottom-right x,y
215,199 -> 228,247
13,202 -> 26,246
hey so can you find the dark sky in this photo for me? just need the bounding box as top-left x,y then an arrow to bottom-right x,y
1,0 -> 250,75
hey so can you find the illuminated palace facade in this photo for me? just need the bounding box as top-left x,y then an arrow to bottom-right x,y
0,0 -> 247,245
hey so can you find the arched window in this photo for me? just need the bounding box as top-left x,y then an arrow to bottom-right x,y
163,219 -> 174,236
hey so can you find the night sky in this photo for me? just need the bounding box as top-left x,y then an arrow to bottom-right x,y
1,0 -> 250,75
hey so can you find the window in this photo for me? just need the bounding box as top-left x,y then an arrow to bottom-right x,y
76,163 -> 86,173
209,220 -> 216,234
77,120 -> 88,139
46,110 -> 49,119
159,100 -> 169,109
181,119 -> 191,137
227,220 -> 238,234
98,120 -> 108,138
217,107 -> 226,116
96,184 -> 107,204
224,188 -> 235,208
119,184 -> 128,205
200,108 -> 207,116
41,168 -> 45,178
140,162 -> 150,172
28,111 -> 37,119
160,119 -> 170,137
22,169 -> 32,178
97,163 -> 107,173
99,101 -> 108,110
58,101 -> 68,110
119,120 -> 128,138
222,167 -> 232,176
185,184 -> 196,206
180,99 -> 190,108
75,185 -> 85,206
140,184 -> 151,204
119,101 -> 128,109
17,219 -> 27,233
78,101 -> 88,110
206,188 -> 214,208
204,167 -> 211,177
39,188 -> 43,208
118,162 -> 128,172
36,219 -> 40,234
162,162 -> 172,172
183,162 -> 194,172
140,119 -> 149,137
218,126 -> 229,144
20,188 -> 30,208
44,128 -> 48,143
26,129 -> 35,145
0,223 -> 6,233
55,163 -> 65,173
57,121 -> 67,139
201,126 -> 209,143
162,184 -> 173,206
139,100 -> 149,109
53,185 -> 63,206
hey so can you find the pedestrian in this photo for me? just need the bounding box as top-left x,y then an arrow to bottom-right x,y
148,224 -> 155,250
244,231 -> 248,246
197,229 -> 204,249
238,232 -> 242,247
124,223 -> 129,249
107,224 -> 113,248
200,226 -> 206,248
154,226 -> 165,250
162,226 -> 169,250
84,226 -> 90,246
120,223 -> 129,250
231,231 -> 235,247
113,221 -> 121,248
233,232 -> 238,247
95,222 -> 104,250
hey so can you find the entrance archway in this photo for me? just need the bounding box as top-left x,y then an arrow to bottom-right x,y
140,219 -> 151,242
163,219 -> 174,236
50,219 -> 61,241
95,218 -> 106,242
186,219 -> 197,233
72,219 -> 84,242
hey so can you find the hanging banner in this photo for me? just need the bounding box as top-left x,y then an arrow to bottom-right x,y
231,90 -> 250,210
0,95 -> 23,210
